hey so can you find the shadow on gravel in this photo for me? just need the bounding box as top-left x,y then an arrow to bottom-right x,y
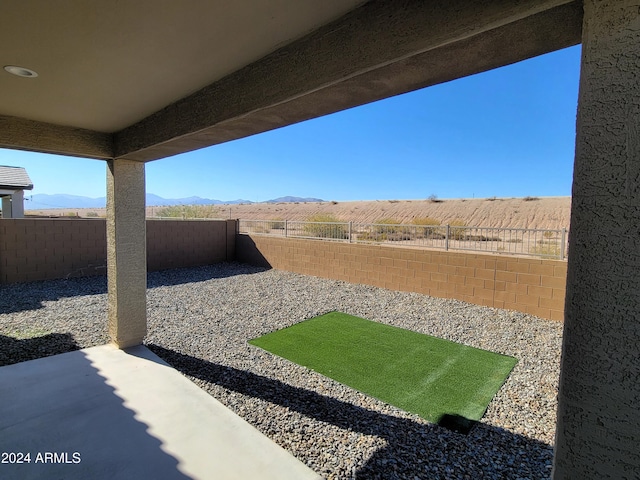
0,333 -> 80,367
147,262 -> 268,289
0,276 -> 107,314
0,262 -> 267,313
148,344 -> 554,479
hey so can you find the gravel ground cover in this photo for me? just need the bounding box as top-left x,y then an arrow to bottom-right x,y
0,262 -> 563,479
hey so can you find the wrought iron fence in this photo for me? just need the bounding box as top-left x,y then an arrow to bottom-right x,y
238,219 -> 569,259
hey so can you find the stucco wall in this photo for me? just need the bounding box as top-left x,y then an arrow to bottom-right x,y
0,218 -> 236,284
236,234 -> 566,321
553,0 -> 640,477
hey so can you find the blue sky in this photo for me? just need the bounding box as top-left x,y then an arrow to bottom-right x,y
1,45 -> 581,203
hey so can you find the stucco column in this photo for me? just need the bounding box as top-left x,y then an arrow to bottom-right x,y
106,159 -> 147,348
1,196 -> 12,218
553,1 -> 640,478
11,190 -> 24,218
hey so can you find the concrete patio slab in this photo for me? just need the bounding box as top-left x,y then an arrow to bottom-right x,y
0,344 -> 321,480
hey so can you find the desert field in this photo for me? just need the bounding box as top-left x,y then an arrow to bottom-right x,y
29,196 -> 571,230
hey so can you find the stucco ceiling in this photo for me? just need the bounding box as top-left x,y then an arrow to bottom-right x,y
0,1 -> 583,162
0,1 -> 366,133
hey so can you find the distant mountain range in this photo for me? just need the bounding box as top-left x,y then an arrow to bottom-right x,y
264,196 -> 325,204
25,193 -> 324,210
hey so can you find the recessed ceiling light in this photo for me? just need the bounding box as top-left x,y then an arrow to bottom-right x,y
4,65 -> 38,78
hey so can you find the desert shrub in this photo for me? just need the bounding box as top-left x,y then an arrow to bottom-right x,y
86,211 -> 99,217
412,217 -> 441,237
358,231 -> 413,242
306,213 -> 340,223
466,234 -> 502,242
268,217 -> 285,230
530,244 -> 561,258
373,217 -> 403,233
523,196 -> 539,201
358,231 -> 387,242
157,205 -> 183,218
543,230 -> 556,239
303,214 -> 348,239
386,232 -> 413,241
156,205 -> 221,219
253,225 -> 271,234
370,218 -> 414,240
449,219 -> 467,240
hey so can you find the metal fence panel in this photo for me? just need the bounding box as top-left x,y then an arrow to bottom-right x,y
238,219 -> 569,259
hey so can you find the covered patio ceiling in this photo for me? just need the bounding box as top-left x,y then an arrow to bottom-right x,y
1,0 -> 582,163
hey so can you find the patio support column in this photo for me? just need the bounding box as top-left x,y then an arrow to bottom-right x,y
106,159 -> 147,348
11,190 -> 24,218
1,196 -> 12,218
553,1 -> 640,478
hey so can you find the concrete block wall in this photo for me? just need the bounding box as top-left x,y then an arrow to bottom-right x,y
0,218 -> 107,283
146,219 -> 233,271
0,218 -> 236,284
236,235 -> 567,321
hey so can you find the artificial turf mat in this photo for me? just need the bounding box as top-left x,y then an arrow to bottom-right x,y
249,312 -> 517,433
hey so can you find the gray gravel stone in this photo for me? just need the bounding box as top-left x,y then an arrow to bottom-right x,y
0,262 -> 563,479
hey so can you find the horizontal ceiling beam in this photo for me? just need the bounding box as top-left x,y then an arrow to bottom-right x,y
114,0 -> 582,162
0,115 -> 113,160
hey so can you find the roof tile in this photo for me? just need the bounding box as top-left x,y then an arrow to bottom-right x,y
0,166 -> 34,190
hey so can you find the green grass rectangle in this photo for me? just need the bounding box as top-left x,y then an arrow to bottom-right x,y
249,312 -> 517,432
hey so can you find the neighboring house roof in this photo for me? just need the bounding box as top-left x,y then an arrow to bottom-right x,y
0,165 -> 33,190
